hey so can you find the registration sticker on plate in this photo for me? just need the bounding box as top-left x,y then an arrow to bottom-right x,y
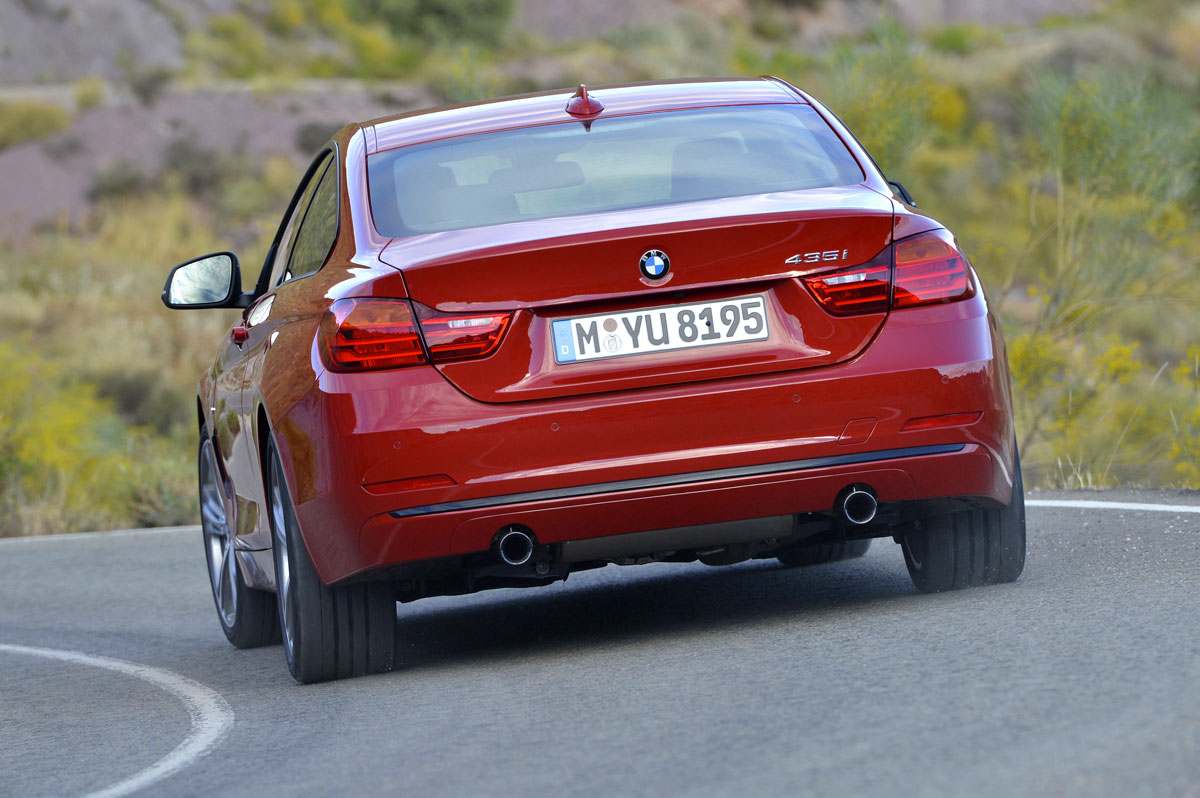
551,295 -> 769,364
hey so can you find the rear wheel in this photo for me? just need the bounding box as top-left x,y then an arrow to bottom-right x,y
777,539 -> 871,567
266,437 -> 396,683
199,430 -> 279,648
901,448 -> 1026,593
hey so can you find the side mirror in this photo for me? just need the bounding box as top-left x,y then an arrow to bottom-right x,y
162,252 -> 246,309
888,180 -> 917,207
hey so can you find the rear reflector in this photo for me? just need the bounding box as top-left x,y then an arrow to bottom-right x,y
363,474 -> 456,495
320,298 -> 427,371
900,412 -> 982,432
415,306 -> 511,363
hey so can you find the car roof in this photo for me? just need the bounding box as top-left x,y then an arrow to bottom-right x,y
365,77 -> 803,154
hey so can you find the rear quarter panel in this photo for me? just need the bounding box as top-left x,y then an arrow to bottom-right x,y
241,125 -> 400,551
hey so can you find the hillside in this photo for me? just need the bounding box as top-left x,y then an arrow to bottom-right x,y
0,0 -> 1196,534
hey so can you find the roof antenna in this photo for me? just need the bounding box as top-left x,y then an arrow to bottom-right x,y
566,84 -> 604,117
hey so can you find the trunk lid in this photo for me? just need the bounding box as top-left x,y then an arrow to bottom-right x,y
380,187 -> 894,403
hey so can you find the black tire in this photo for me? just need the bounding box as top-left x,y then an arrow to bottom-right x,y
199,428 -> 279,649
901,448 -> 1026,593
777,538 -> 872,567
266,438 -> 396,683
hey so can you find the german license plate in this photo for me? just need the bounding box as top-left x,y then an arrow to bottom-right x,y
551,295 -> 769,364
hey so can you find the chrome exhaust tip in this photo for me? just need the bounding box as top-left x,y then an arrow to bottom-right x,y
838,487 -> 878,525
496,528 -> 535,566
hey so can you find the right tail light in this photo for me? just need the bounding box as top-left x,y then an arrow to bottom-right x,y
892,229 -> 974,308
803,229 -> 974,315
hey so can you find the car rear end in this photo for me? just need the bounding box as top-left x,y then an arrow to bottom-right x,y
280,80 -> 1016,587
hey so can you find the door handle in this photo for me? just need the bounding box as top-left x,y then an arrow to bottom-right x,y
231,326 -> 249,344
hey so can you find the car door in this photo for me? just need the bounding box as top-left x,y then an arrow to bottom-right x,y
242,148 -> 339,405
226,149 -> 335,551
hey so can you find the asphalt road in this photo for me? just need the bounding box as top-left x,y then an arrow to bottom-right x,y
2,490 -> 1198,798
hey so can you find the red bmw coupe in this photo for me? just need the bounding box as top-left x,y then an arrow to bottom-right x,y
164,78 -> 1024,683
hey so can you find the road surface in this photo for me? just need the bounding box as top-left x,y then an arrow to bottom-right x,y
1,490 -> 1198,797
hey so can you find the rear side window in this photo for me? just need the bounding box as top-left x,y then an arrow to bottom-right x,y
285,158 -> 339,282
369,104 -> 864,237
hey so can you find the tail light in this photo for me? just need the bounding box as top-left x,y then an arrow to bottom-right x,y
802,261 -> 890,315
802,230 -> 973,316
320,298 -> 511,372
320,298 -> 426,371
414,306 -> 511,363
892,230 -> 973,308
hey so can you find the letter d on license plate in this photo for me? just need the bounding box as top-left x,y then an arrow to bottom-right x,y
551,295 -> 769,364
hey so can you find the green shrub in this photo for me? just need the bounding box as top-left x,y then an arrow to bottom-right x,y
748,0 -> 798,41
0,183 -> 287,533
1025,71 -> 1195,201
163,137 -> 227,197
73,76 -> 106,111
295,121 -> 341,153
427,45 -> 501,102
353,0 -> 515,44
926,23 -> 998,55
0,100 -> 71,151
88,161 -> 154,202
995,70 -> 1200,486
267,0 -> 308,34
342,21 -> 424,77
205,14 -> 272,79
0,341 -> 195,536
822,23 -> 932,178
116,51 -> 174,106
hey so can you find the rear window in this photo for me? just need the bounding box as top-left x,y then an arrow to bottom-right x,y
368,104 -> 865,237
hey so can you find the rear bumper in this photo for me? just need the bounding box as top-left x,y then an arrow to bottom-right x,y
361,441 -> 998,566
275,293 -> 1014,583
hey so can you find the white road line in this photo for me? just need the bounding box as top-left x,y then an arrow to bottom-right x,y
0,643 -> 232,798
0,526 -> 198,544
1027,499 -> 1200,513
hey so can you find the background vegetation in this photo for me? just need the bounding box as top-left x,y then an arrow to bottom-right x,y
0,0 -> 1197,535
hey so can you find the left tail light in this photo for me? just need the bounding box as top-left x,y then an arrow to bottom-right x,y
414,305 -> 512,364
320,298 -> 512,372
320,298 -> 427,371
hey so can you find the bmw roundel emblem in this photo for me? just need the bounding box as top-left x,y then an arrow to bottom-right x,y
639,250 -> 670,280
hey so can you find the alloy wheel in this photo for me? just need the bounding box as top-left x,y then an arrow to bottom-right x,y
200,437 -> 237,629
268,454 -> 295,660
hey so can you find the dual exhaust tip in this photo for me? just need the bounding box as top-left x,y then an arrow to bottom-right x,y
495,488 -> 876,565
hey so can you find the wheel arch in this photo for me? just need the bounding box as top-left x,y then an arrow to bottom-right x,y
197,397 -> 207,436
256,401 -> 280,503
255,400 -> 309,555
